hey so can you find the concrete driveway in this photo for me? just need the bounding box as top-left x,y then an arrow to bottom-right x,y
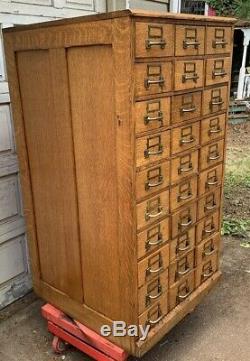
0,236 -> 249,361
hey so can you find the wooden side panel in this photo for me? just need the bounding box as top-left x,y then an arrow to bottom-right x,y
67,42 -> 135,323
16,49 -> 83,302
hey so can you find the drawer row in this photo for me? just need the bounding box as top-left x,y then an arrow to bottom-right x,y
135,59 -> 230,97
138,233 -> 220,324
135,22 -> 232,58
136,118 -> 225,170
135,88 -> 227,135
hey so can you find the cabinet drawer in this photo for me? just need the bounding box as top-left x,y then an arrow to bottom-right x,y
171,150 -> 199,185
205,57 -> 231,86
169,271 -> 195,311
174,59 -> 203,91
138,294 -> 168,330
135,22 -> 174,58
206,26 -> 232,55
203,86 -> 228,116
196,233 -> 220,265
136,161 -> 170,200
169,249 -> 195,286
200,139 -> 224,171
169,227 -> 196,263
137,191 -> 169,230
138,244 -> 169,287
196,210 -> 220,244
175,25 -> 205,56
135,62 -> 173,97
199,164 -> 223,196
197,187 -> 221,220
138,269 -> 168,315
201,114 -> 226,145
172,91 -> 202,125
195,252 -> 218,288
171,121 -> 200,155
137,218 -> 170,259
136,131 -> 170,168
135,98 -> 170,134
171,202 -> 197,238
170,176 -> 198,211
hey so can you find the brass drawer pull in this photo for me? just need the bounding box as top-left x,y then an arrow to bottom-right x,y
145,39 -> 166,49
146,287 -> 162,301
181,106 -> 196,113
182,73 -> 199,83
212,39 -> 228,48
179,219 -> 192,227
203,269 -> 214,278
178,290 -> 191,299
180,136 -> 195,145
146,237 -> 164,248
208,154 -> 220,161
146,265 -> 163,274
207,179 -> 218,186
211,100 -> 224,106
183,40 -> 200,49
145,207 -> 163,221
178,267 -> 190,276
205,203 -> 216,211
212,70 -> 227,78
145,177 -> 163,190
178,164 -> 193,174
178,243 -> 190,252
204,226 -> 215,234
144,145 -> 163,158
178,193 -> 192,202
209,127 -> 221,134
144,77 -> 165,89
144,111 -> 163,125
203,248 -> 215,257
148,314 -> 163,325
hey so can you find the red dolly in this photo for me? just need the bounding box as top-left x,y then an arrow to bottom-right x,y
41,304 -> 128,361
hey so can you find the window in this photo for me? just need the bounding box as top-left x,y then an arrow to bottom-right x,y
181,0 -> 205,15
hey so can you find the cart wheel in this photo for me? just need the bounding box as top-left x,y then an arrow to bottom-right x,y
52,336 -> 67,354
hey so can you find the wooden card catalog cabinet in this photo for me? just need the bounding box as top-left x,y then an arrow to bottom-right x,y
3,10 -> 235,357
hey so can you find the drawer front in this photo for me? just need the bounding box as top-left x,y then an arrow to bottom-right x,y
138,269 -> 168,315
136,161 -> 170,200
169,227 -> 196,262
136,131 -> 170,168
205,57 -> 231,86
135,62 -> 173,97
135,98 -> 170,134
138,244 -> 169,287
169,250 -> 195,286
201,114 -> 226,145
137,218 -> 170,259
171,121 -> 200,155
203,86 -> 228,116
172,91 -> 202,125
206,26 -> 232,55
138,294 -> 168,330
195,252 -> 218,288
175,59 -> 203,91
171,150 -> 199,185
175,25 -> 205,56
196,233 -> 220,265
137,191 -> 169,230
196,210 -> 220,244
199,164 -> 223,196
135,22 -> 174,58
171,202 -> 197,238
197,187 -> 221,220
170,176 -> 198,211
169,271 -> 195,311
200,139 -> 224,171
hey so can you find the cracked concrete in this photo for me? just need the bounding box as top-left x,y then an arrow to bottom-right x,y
0,236 -> 249,361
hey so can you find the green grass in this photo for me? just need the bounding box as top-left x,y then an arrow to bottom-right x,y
224,154 -> 250,193
222,218 -> 250,238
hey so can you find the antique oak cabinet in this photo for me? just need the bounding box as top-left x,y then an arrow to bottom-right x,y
4,10 -> 235,356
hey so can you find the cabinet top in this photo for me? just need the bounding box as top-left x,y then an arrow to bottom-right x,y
3,9 -> 236,34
